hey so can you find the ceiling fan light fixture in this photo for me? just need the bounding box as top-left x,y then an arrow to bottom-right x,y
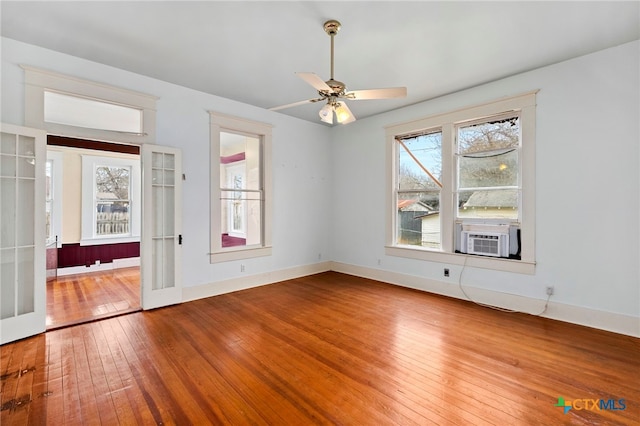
319,103 -> 333,124
334,102 -> 355,124
268,19 -> 406,125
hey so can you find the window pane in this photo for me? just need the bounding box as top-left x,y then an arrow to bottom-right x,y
397,191 -> 440,249
458,189 -> 518,220
46,160 -> 53,242
459,149 -> 518,189
220,132 -> 261,191
44,91 -> 142,133
96,202 -> 130,235
398,132 -> 442,191
96,166 -> 130,200
220,190 -> 262,248
457,116 -> 519,155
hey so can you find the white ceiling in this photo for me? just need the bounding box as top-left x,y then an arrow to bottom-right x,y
2,1 -> 639,125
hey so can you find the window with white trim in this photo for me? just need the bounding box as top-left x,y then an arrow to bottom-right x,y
386,92 -> 537,273
210,112 -> 272,263
95,165 -> 131,236
81,155 -> 141,245
23,65 -> 157,144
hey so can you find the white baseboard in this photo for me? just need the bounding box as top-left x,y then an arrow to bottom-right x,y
330,261 -> 640,338
56,257 -> 140,276
180,260 -> 638,338
182,261 -> 333,303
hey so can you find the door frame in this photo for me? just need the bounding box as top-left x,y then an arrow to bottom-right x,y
2,126 -> 183,344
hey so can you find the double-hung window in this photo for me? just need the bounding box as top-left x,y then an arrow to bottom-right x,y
210,112 -> 272,263
80,154 -> 141,245
386,92 -> 537,273
95,165 -> 131,236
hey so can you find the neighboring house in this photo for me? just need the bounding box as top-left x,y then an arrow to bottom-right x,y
405,189 -> 519,249
397,200 -> 434,246
458,189 -> 518,219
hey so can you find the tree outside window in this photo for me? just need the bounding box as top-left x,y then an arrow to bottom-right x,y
95,166 -> 131,235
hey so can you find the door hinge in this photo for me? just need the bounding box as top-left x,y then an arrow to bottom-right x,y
178,235 -> 183,245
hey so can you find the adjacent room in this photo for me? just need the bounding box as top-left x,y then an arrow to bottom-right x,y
1,2 -> 638,425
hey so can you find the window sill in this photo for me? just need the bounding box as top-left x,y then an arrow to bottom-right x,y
209,246 -> 272,264
80,236 -> 140,246
385,245 -> 535,275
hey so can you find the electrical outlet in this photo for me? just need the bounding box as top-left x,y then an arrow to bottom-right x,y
241,264 -> 245,272
444,268 -> 450,277
546,286 -> 554,296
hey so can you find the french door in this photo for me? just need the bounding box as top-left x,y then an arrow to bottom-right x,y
140,144 -> 182,309
0,124 -> 46,345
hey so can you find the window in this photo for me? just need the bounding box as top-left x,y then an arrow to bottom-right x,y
45,151 -> 63,247
81,155 -> 141,245
210,112 -> 272,263
44,91 -> 143,134
386,92 -> 536,274
45,159 -> 54,243
23,65 -> 157,144
95,165 -> 131,236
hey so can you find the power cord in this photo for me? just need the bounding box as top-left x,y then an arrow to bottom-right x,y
457,256 -> 551,316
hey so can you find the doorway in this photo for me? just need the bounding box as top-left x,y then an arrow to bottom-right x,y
45,135 -> 141,329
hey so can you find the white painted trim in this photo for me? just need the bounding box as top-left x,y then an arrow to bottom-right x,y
22,65 -> 157,144
182,262 -> 332,302
330,261 -> 639,338
385,245 -> 536,275
113,257 -> 140,269
209,246 -> 273,263
56,257 -> 140,276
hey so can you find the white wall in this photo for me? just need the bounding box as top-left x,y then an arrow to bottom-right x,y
330,40 -> 640,335
1,37 -> 333,290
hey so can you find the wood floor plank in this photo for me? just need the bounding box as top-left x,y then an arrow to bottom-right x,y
46,267 -> 140,329
2,271 -> 638,425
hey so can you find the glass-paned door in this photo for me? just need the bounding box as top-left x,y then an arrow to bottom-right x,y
141,144 -> 182,309
0,123 -> 46,344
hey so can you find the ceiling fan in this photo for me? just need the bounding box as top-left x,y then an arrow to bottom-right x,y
269,20 -> 407,125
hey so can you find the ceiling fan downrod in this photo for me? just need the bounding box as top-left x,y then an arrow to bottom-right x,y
323,20 -> 345,95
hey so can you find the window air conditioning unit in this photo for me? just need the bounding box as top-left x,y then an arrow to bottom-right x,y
460,224 -> 510,258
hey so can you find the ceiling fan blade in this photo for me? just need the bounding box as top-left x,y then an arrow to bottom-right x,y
296,72 -> 332,92
269,97 -> 323,111
345,87 -> 407,100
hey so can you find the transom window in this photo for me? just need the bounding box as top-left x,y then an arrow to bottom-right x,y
44,91 -> 143,134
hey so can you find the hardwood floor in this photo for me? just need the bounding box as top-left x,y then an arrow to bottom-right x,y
46,267 -> 141,330
3,272 -> 638,425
